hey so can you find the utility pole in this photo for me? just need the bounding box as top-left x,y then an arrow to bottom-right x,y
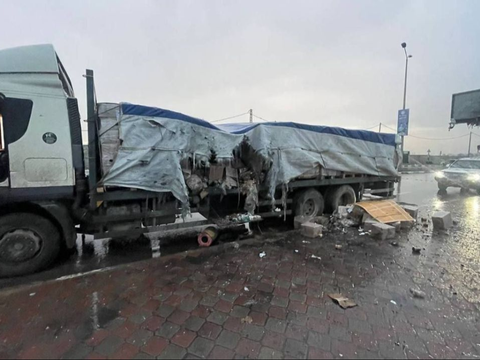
249,109 -> 253,123
378,123 -> 382,132
400,42 -> 412,157
468,131 -> 472,157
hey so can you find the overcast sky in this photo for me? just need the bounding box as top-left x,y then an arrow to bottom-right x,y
3,0 -> 480,154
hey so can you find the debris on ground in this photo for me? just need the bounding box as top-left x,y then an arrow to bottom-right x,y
311,254 -> 321,260
412,247 -> 421,254
294,215 -> 313,229
432,211 -> 453,230
302,240 -> 310,244
294,249 -> 299,253
313,215 -> 330,227
409,288 -> 426,299
390,300 -> 397,305
355,200 -> 414,224
390,241 -> 398,247
401,204 -> 419,219
301,222 -> 323,238
244,287 -> 249,292
370,222 -> 396,240
335,205 -> 352,219
335,244 -> 343,250
259,251 -> 266,258
241,316 -> 253,324
328,293 -> 357,309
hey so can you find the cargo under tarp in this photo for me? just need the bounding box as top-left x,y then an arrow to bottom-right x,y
97,103 -> 400,205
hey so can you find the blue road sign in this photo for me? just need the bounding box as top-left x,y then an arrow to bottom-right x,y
397,109 -> 409,136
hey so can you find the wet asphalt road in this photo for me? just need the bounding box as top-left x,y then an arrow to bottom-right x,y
1,172 -> 479,291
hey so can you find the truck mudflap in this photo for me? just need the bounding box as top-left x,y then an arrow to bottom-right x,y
38,202 -> 76,249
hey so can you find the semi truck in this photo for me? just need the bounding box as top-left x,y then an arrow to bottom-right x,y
0,44 -> 400,277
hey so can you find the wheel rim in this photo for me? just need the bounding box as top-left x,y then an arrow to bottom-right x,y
0,229 -> 42,263
303,199 -> 317,216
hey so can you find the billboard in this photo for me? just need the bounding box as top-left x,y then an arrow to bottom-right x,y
397,109 -> 409,136
450,89 -> 480,128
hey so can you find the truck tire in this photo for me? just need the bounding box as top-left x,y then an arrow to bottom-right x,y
0,213 -> 61,277
326,185 -> 356,212
438,184 -> 447,192
294,189 -> 324,217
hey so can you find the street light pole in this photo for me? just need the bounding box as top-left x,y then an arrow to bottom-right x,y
400,42 -> 412,156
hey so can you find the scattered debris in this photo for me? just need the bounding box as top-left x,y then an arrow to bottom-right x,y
432,211 -> 453,230
313,215 -> 330,227
409,288 -> 426,299
390,241 -> 398,247
29,293 -> 36,297
355,200 -> 414,224
390,300 -> 397,305
328,293 -> 357,309
302,240 -> 310,244
243,299 -> 257,307
244,287 -> 249,292
359,232 -> 368,236
401,204 -> 419,219
370,222 -> 395,240
259,251 -> 266,258
335,244 -> 343,250
294,249 -> 299,253
412,247 -> 421,255
421,217 -> 428,223
311,255 -> 321,260
232,242 -> 240,250
294,215 -> 313,229
453,219 -> 459,226
241,316 -> 253,324
301,222 -> 323,238
336,205 -> 351,219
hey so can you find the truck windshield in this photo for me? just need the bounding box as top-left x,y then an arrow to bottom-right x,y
451,160 -> 480,169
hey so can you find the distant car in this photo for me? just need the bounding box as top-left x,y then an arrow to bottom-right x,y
435,158 -> 480,193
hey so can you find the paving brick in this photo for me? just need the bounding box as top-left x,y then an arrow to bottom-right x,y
290,293 -> 307,303
62,343 -> 92,359
172,329 -> 197,348
209,345 -> 235,359
288,301 -> 307,314
235,338 -> 261,358
141,316 -> 165,332
249,311 -> 268,326
271,296 -> 289,308
141,337 -> 168,357
179,299 -> 199,313
284,338 -> 308,359
261,331 -> 286,351
241,324 -> 266,341
331,339 -> 359,358
188,337 -> 215,358
129,311 -> 150,325
95,335 -> 124,357
126,329 -> 153,347
306,305 -> 326,319
198,322 -> 222,340
308,347 -> 333,359
86,329 -> 110,347
215,299 -> 234,313
168,310 -> 191,325
156,304 -> 175,318
111,343 -> 140,359
157,344 -> 187,359
258,346 -> 284,359
207,311 -> 228,326
200,296 -> 219,307
307,331 -> 331,351
265,318 -> 287,334
216,330 -> 241,350
269,306 -> 287,320
306,317 -> 329,334
132,352 -> 154,359
155,322 -> 180,339
230,306 -> 250,318
285,323 -> 309,341
224,316 -> 244,333
348,319 -> 372,334
185,316 -> 206,332
328,325 -> 351,342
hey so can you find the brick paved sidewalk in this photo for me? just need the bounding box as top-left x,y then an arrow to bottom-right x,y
0,229 -> 479,359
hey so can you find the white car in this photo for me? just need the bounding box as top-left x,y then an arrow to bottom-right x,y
435,158 -> 480,193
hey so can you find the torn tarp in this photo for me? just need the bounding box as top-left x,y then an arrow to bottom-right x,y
98,103 -> 400,206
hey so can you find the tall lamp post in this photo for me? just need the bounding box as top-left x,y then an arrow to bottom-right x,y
400,42 -> 412,155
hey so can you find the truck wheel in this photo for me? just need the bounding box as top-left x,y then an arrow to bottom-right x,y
294,189 -> 324,217
326,185 -> 356,212
0,213 -> 61,277
438,184 -> 447,193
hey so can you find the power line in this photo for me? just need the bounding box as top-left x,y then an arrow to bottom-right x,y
376,123 -> 479,141
252,114 -> 272,122
211,111 -> 249,123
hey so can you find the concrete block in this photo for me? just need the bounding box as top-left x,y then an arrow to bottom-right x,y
432,211 -> 453,230
370,222 -> 395,240
391,222 -> 401,232
363,219 -> 378,232
301,222 -> 323,238
313,215 -> 330,227
294,215 -> 312,229
402,205 -> 419,219
400,221 -> 414,230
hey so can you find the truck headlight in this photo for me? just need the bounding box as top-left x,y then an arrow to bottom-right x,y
435,171 -> 445,178
468,174 -> 480,182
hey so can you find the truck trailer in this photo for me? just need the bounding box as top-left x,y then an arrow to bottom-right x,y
0,44 -> 400,277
